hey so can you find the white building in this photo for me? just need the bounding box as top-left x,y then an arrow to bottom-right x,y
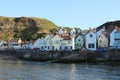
58,27 -> 67,35
70,28 -> 76,36
33,35 -> 53,50
60,34 -> 73,51
85,32 -> 96,50
22,40 -> 34,49
114,31 -> 120,48
33,38 -> 41,48
0,40 -> 4,46
110,29 -> 117,47
33,34 -> 74,51
96,27 -> 105,39
51,34 -> 63,50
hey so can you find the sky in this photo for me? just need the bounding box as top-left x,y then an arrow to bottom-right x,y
0,0 -> 120,30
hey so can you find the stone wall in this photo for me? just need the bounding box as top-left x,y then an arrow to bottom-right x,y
1,49 -> 120,64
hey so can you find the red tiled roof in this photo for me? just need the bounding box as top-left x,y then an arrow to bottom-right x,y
8,40 -> 18,42
61,34 -> 71,40
22,40 -> 35,44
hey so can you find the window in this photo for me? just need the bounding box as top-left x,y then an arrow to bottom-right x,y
60,47 -> 61,50
55,40 -> 59,44
68,40 -> 71,44
88,44 -> 94,48
104,45 -> 106,47
48,47 -> 49,49
90,34 -> 93,38
100,40 -> 102,43
80,44 -> 81,46
65,47 -> 67,49
53,47 -> 54,49
99,45 -> 101,47
78,39 -> 80,41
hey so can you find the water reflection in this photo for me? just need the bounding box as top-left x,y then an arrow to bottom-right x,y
71,64 -> 76,80
0,59 -> 119,80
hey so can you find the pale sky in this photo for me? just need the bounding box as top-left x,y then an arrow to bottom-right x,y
0,0 -> 120,30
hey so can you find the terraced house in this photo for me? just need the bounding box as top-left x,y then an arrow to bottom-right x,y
75,35 -> 84,49
33,34 -> 74,51
85,31 -> 96,50
97,34 -> 108,48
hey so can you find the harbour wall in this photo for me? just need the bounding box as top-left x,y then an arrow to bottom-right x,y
0,49 -> 120,64
13,49 -> 120,63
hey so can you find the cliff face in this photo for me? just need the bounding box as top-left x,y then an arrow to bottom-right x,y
0,16 -> 58,40
96,20 -> 120,32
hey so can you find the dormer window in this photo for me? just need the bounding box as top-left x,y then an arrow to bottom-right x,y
90,34 -> 93,38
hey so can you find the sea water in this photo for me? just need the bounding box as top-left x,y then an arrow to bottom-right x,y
0,58 -> 119,80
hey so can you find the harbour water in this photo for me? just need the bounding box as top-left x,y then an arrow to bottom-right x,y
0,58 -> 119,80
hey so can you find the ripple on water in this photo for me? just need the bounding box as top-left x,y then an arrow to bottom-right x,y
0,59 -> 119,80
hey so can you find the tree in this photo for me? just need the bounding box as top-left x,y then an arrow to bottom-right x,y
31,33 -> 38,40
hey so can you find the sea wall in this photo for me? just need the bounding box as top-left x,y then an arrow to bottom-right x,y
0,50 -> 14,56
12,49 -> 120,63
1,49 -> 120,64
14,50 -> 87,61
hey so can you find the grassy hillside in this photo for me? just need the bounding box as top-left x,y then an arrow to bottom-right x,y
0,16 -> 58,40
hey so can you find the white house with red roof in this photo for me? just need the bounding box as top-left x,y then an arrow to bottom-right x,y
8,38 -> 22,49
33,33 -> 74,51
21,40 -> 34,49
60,34 -> 73,51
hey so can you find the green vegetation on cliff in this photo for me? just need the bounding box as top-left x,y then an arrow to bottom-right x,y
0,16 -> 58,40
0,16 -> 119,41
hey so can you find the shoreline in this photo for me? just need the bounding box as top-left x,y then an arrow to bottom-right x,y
0,50 -> 120,65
